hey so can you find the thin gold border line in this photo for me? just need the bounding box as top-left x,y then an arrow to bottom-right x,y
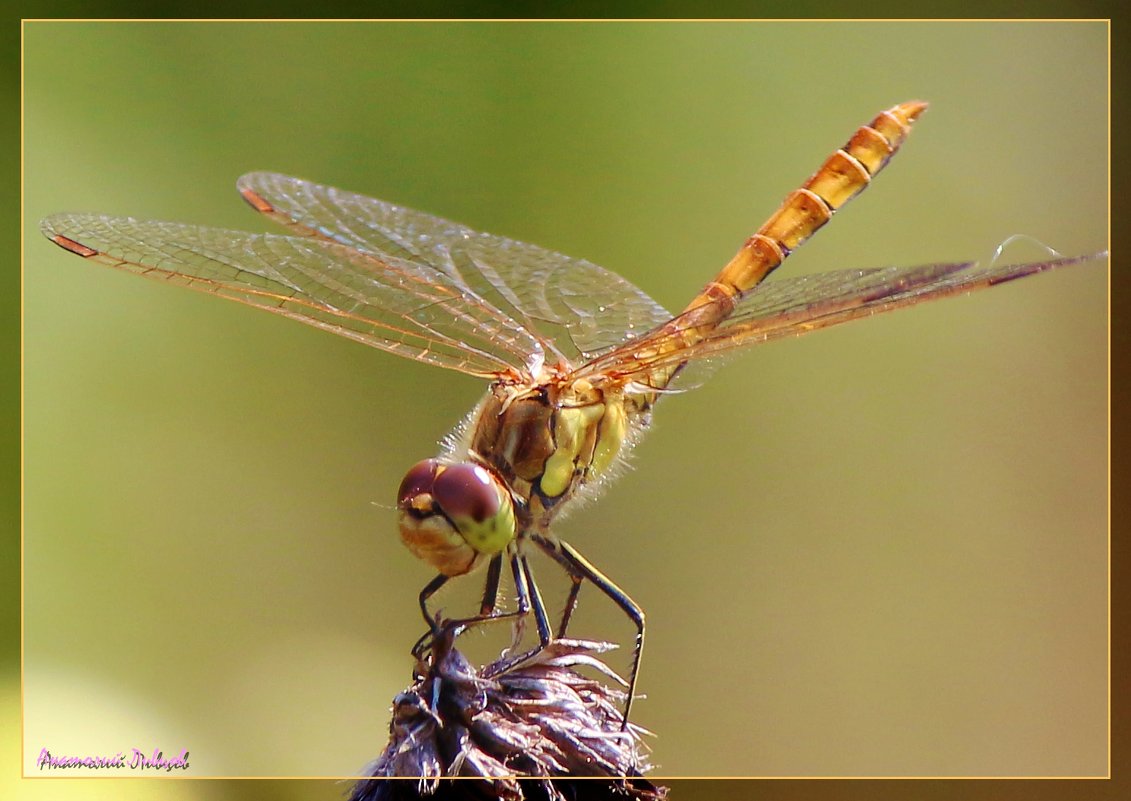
17,17 -> 1117,23
1104,17 -> 1113,783
19,16 -> 27,788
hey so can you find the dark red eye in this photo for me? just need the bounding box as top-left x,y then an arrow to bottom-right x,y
431,463 -> 501,524
397,459 -> 440,507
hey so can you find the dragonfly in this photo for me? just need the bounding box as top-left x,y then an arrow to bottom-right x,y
41,100 -> 1101,731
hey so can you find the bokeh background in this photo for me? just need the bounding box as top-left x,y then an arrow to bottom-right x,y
21,19 -> 1106,786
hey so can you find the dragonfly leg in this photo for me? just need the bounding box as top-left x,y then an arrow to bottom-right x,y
460,553 -> 534,658
483,552 -> 553,676
528,537 -> 584,635
558,574 -> 584,639
479,553 -> 504,617
531,533 -> 645,730
503,551 -> 529,654
418,573 -> 449,632
411,573 -> 450,660
412,554 -> 517,661
450,553 -> 532,646
413,554 -> 549,660
521,553 -> 553,648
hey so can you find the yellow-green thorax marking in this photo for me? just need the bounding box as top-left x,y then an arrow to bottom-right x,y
465,375 -> 636,533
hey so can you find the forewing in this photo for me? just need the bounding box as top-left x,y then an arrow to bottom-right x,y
238,172 -> 673,363
575,254 -> 1103,383
40,214 -> 545,379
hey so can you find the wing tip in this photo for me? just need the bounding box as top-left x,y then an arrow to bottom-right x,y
239,184 -> 275,214
47,232 -> 99,258
39,215 -> 99,257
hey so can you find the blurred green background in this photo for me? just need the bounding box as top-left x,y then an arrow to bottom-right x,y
21,20 -> 1105,785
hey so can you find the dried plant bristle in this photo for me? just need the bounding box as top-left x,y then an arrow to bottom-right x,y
350,629 -> 665,801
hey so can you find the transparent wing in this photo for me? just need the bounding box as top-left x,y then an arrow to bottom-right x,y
40,214 -> 548,379
575,254 -> 1103,384
237,172 -> 673,363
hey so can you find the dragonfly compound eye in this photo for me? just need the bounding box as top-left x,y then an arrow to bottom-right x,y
396,460 -> 516,577
397,459 -> 441,514
431,463 -> 516,556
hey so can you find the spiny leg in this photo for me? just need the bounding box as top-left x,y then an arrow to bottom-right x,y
411,573 -> 450,660
412,554 -> 515,660
521,554 -> 553,647
532,533 -> 645,731
417,573 -> 449,631
479,553 -> 504,617
506,553 -> 553,658
558,574 -> 584,639
484,553 -> 554,676
532,534 -> 584,639
530,537 -> 587,633
503,552 -> 529,655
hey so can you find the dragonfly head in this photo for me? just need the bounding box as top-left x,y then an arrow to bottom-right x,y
396,459 -> 516,576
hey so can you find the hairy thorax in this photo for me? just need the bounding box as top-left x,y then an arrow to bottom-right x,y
462,376 -> 645,532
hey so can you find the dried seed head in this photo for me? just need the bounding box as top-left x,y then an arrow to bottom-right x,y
350,628 -> 665,801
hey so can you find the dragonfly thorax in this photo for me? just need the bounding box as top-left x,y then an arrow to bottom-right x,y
462,378 -> 633,529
